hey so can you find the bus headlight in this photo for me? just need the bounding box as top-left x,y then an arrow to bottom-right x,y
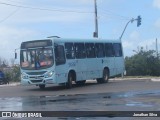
45,71 -> 54,78
21,73 -> 28,79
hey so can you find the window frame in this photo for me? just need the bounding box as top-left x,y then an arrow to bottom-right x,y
95,43 -> 105,58
65,42 -> 75,59
55,44 -> 66,65
113,43 -> 123,57
105,43 -> 114,57
74,43 -> 86,59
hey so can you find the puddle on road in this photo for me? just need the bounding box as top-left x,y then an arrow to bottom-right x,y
0,97 -> 23,111
0,90 -> 160,111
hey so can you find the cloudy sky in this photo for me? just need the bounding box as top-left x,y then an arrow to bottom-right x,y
0,0 -> 160,63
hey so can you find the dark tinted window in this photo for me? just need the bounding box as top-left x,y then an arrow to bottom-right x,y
65,43 -> 75,59
105,43 -> 114,57
113,43 -> 122,57
85,43 -> 96,58
95,43 -> 105,58
55,45 -> 66,65
75,43 -> 86,59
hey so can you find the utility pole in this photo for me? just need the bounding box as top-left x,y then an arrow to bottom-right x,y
93,0 -> 98,38
156,38 -> 158,58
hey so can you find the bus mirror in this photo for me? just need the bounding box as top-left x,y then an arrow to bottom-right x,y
15,52 -> 17,59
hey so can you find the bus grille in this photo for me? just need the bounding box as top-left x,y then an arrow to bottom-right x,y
30,80 -> 43,83
27,71 -> 47,75
29,76 -> 44,80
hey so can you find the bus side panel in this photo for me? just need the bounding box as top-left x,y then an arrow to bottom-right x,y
55,64 -> 68,84
103,57 -> 116,77
86,58 -> 101,79
75,59 -> 87,81
115,57 -> 125,75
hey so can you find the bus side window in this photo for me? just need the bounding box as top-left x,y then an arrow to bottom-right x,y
55,45 -> 66,65
95,43 -> 105,58
105,43 -> 114,57
75,43 -> 86,59
65,43 -> 75,59
85,43 -> 96,58
113,43 -> 122,57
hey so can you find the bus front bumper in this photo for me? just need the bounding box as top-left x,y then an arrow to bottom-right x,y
21,74 -> 56,85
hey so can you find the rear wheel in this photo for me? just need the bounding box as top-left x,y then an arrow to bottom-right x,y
97,69 -> 109,83
39,84 -> 45,90
66,73 -> 73,89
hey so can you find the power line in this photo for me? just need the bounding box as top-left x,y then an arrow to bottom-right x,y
99,8 -> 131,21
4,0 -> 26,4
0,2 -> 94,14
0,1 -> 131,21
0,7 -> 20,23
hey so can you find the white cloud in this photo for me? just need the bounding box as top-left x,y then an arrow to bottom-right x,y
122,30 -> 158,56
138,38 -> 156,50
0,26 -> 38,60
129,31 -> 140,40
153,0 -> 160,9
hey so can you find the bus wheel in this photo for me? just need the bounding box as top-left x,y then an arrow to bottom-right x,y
39,85 -> 45,90
76,80 -> 86,85
97,69 -> 109,83
66,73 -> 73,89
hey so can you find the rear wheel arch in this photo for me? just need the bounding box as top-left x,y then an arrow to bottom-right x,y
104,67 -> 110,77
97,67 -> 110,83
68,70 -> 76,82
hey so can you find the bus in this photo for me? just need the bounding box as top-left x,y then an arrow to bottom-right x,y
19,37 -> 125,89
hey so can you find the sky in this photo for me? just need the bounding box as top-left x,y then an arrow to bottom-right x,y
0,0 -> 160,64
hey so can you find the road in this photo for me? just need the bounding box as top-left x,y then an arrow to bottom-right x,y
0,78 -> 160,120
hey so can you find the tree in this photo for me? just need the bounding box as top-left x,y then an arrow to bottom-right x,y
125,48 -> 160,76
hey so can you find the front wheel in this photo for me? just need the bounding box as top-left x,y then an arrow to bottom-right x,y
97,69 -> 109,83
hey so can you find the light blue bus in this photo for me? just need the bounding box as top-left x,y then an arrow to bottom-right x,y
20,37 -> 125,89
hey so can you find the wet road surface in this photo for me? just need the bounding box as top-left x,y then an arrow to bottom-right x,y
0,79 -> 160,119
1,90 -> 160,111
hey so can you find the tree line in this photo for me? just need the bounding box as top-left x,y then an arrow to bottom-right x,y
0,57 -> 20,82
125,48 -> 160,76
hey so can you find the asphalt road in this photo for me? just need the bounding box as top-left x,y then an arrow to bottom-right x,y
0,79 -> 160,97
0,79 -> 160,120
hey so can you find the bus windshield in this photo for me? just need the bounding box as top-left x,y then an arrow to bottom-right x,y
20,48 -> 54,70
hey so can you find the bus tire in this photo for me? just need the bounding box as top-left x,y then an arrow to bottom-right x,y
97,69 -> 109,83
66,73 -> 73,89
39,84 -> 45,90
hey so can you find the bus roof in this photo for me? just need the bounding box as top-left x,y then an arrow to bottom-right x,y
21,38 -> 121,45
51,38 -> 121,43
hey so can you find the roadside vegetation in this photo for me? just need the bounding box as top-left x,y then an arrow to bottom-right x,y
125,47 -> 160,76
0,58 -> 20,82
